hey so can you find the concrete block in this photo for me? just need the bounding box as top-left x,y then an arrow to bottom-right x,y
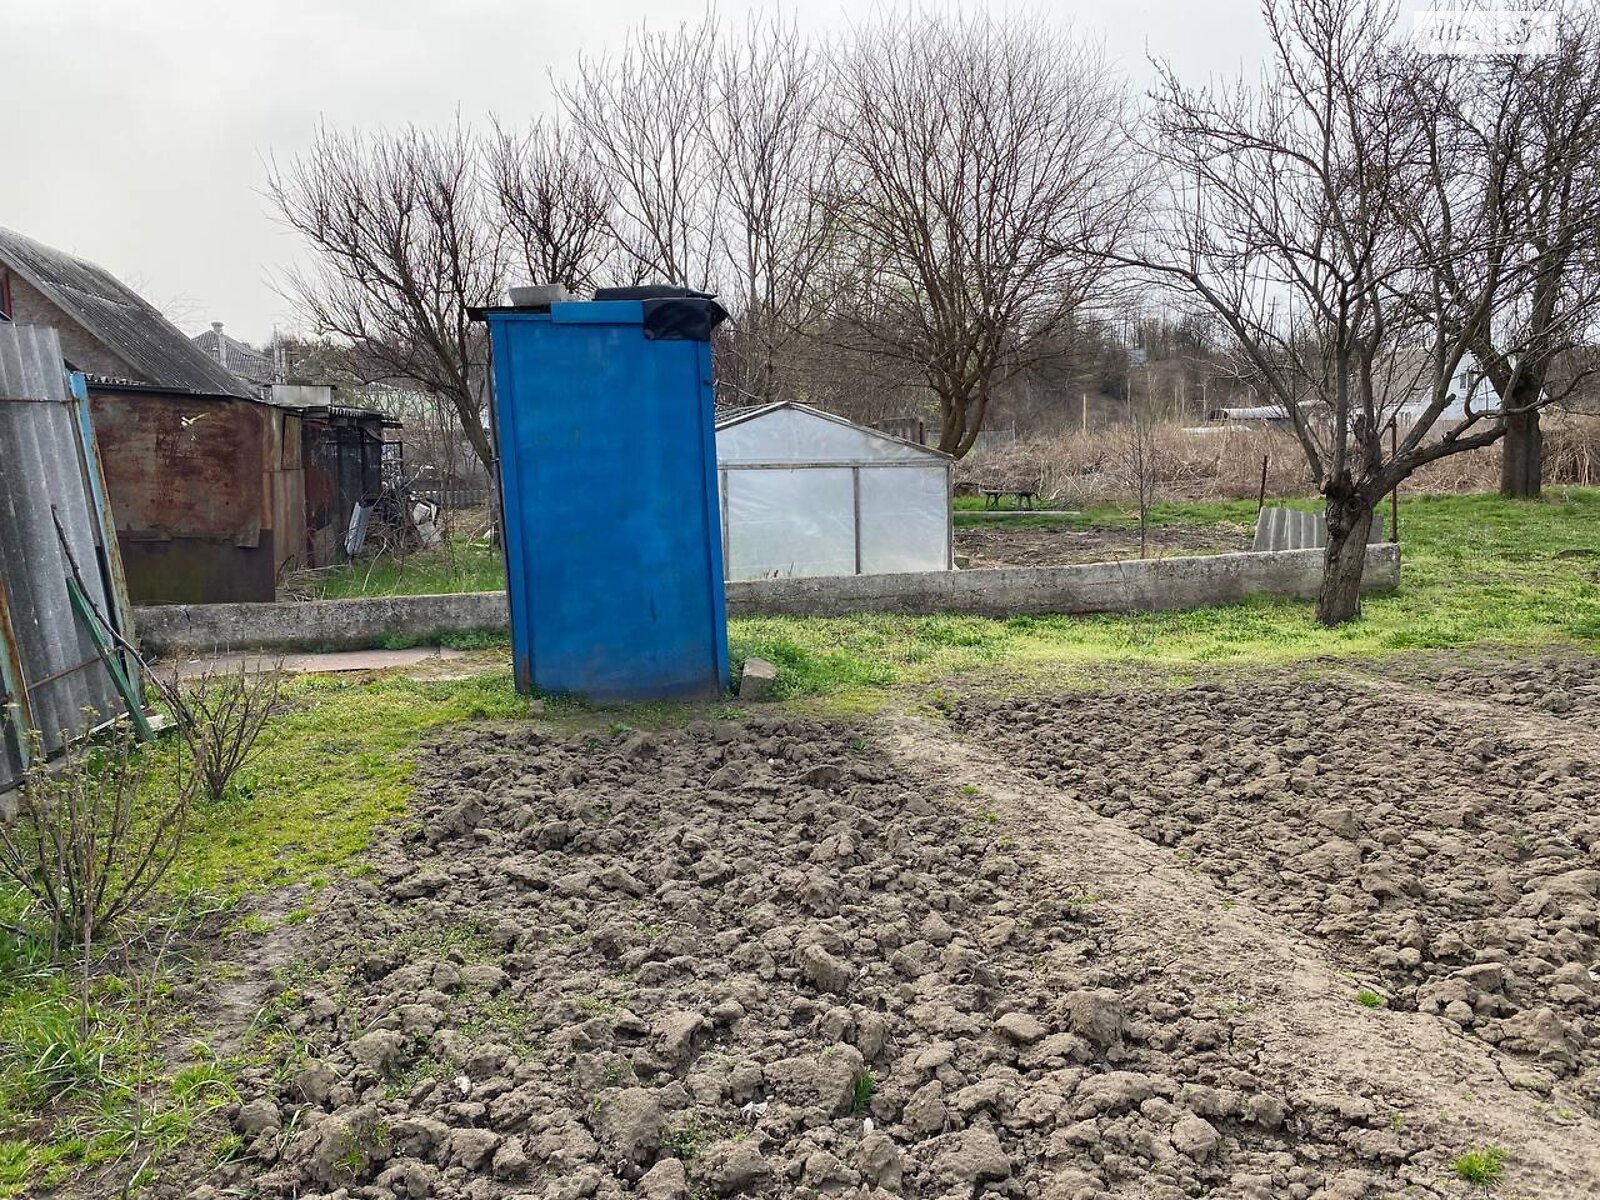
134,591 -> 509,657
739,657 -> 779,702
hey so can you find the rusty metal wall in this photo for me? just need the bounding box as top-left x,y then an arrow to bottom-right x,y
0,325 -> 133,790
88,386 -> 278,604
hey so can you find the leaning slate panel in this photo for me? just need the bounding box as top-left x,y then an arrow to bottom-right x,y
0,324 -> 137,790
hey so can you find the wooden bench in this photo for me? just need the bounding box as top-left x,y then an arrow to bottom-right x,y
981,486 -> 1039,510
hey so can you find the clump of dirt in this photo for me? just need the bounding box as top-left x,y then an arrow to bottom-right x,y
954,523 -> 1250,569
952,672 -> 1600,1111
1391,653 -> 1600,721
170,716 -> 1468,1200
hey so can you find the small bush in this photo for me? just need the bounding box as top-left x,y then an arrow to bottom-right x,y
0,730 -> 195,952
1452,1145 -> 1508,1186
170,664 -> 283,806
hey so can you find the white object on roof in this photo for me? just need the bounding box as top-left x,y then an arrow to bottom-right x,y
715,402 -> 953,581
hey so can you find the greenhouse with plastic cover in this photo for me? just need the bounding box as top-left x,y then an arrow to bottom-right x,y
714,402 -> 953,581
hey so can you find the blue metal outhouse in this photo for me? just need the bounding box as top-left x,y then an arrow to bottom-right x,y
476,287 -> 730,703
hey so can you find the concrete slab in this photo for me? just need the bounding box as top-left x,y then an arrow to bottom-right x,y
159,646 -> 469,679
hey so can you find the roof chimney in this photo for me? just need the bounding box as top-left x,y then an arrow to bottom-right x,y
211,322 -> 226,366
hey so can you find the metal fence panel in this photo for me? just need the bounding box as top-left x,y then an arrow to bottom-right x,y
0,325 -> 133,790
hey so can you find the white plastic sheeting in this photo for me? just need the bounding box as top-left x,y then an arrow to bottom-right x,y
859,465 -> 951,574
725,468 -> 857,579
717,404 -> 934,465
716,403 -> 952,581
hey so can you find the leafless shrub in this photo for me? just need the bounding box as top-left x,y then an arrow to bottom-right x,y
168,665 -> 283,806
0,729 -> 195,957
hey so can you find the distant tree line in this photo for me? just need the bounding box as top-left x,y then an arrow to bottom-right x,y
270,0 -> 1600,624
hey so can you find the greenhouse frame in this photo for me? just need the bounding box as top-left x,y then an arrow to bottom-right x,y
714,402 -> 954,581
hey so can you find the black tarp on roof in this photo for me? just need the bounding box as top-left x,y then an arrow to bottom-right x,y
0,226 -> 256,400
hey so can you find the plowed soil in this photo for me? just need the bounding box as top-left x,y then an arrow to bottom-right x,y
954,523 -> 1250,568
145,655 -> 1598,1200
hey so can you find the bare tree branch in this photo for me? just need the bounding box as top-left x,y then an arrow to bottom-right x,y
268,122 -> 504,469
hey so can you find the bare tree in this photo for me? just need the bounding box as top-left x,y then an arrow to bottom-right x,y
708,13 -> 834,403
488,117 -> 614,293
817,11 -> 1131,457
169,663 -> 283,807
557,18 -> 722,289
1122,0 -> 1583,624
268,122 -> 504,469
1431,3 -> 1600,497
1118,361 -> 1162,557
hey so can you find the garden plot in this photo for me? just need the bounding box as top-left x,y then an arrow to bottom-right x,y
953,522 -> 1249,569
162,706 -> 1599,1199
951,663 -> 1600,1114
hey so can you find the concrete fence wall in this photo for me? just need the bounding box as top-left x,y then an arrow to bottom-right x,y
134,545 -> 1399,657
724,544 -> 1399,619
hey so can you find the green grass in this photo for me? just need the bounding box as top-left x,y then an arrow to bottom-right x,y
731,491 -> 1600,698
852,1071 -> 877,1112
1355,988 -> 1386,1009
307,540 -> 505,600
954,493 -> 1074,511
168,670 -> 526,900
1452,1145 -> 1508,1186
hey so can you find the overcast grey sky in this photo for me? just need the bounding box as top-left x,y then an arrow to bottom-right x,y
3,0 -> 1267,345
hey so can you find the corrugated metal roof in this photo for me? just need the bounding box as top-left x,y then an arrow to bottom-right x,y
1252,505 -> 1386,551
0,226 -> 256,400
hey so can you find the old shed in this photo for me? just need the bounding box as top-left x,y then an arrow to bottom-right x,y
0,226 -> 396,602
715,402 -> 953,580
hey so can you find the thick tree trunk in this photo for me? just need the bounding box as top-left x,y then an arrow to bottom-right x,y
1499,405 -> 1542,499
936,389 -> 987,459
1316,491 -> 1375,627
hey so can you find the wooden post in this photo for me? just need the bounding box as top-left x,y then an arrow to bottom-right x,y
1081,392 -> 1088,435
1257,454 -> 1269,514
1390,420 -> 1400,545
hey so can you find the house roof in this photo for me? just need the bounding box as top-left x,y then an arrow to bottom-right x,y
192,323 -> 274,386
0,226 -> 256,401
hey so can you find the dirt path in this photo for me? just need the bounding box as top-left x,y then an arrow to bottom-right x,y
885,711 -> 1600,1198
